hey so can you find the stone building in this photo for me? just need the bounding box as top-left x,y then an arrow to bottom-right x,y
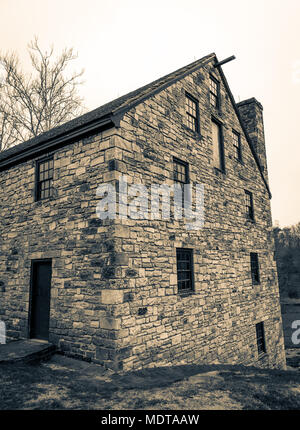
0,53 -> 286,370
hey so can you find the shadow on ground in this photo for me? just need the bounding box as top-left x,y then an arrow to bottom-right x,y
1,352 -> 300,410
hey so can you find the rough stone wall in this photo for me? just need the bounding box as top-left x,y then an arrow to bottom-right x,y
103,61 -> 286,370
0,128 -> 129,368
0,58 -> 286,371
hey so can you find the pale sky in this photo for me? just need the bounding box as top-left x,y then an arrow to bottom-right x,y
1,0 -> 299,227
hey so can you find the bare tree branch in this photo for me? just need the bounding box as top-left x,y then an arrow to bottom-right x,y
0,38 -> 85,151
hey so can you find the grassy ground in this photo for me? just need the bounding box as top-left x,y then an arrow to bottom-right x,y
1,350 -> 300,410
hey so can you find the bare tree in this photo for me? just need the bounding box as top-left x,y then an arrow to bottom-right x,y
0,38 -> 85,151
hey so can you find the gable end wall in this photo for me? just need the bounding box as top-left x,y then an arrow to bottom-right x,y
105,60 -> 285,370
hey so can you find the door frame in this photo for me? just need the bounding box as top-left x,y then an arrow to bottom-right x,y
28,258 -> 52,340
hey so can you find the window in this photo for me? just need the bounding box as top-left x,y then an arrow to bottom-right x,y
245,190 -> 254,221
36,157 -> 54,201
185,93 -> 199,132
250,252 -> 260,285
256,322 -> 266,354
173,158 -> 189,208
232,130 -> 242,162
211,119 -> 225,172
210,76 -> 220,108
176,248 -> 194,293
173,158 -> 189,184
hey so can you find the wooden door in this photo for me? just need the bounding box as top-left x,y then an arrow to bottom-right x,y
30,260 -> 52,340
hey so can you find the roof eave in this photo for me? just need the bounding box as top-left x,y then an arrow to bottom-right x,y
0,115 -> 116,172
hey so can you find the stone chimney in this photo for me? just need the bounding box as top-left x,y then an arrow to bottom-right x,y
237,98 -> 269,184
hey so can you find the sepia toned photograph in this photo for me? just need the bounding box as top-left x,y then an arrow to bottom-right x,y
0,0 -> 300,420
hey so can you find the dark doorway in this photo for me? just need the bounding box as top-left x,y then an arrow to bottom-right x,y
29,260 -> 52,340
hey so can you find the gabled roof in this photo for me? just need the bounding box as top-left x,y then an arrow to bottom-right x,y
0,53 -> 215,169
0,52 -> 271,198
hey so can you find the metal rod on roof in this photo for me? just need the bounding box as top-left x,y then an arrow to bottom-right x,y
214,55 -> 236,67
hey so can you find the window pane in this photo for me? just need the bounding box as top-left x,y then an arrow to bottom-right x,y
250,253 -> 260,284
245,190 -> 254,220
212,120 -> 223,170
176,249 -> 193,292
173,159 -> 188,184
256,322 -> 266,354
210,93 -> 218,108
210,78 -> 219,108
232,131 -> 242,161
173,159 -> 189,209
37,157 -> 54,200
185,94 -> 198,132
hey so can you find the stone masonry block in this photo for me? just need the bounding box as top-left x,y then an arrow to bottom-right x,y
100,317 -> 121,330
101,289 -> 124,305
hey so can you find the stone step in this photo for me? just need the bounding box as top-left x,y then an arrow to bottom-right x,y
0,339 -> 56,364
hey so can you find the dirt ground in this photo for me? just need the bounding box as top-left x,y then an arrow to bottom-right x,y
1,349 -> 300,410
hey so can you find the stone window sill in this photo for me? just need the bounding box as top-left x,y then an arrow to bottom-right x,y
182,124 -> 202,139
34,196 -> 55,204
178,290 -> 195,298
